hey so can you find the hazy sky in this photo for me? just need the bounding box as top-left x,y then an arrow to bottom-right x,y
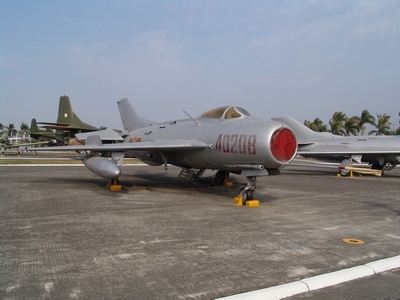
1,0 -> 399,131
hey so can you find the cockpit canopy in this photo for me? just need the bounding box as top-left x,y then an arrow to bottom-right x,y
200,106 -> 251,119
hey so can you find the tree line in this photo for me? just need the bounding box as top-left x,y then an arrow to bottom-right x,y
0,122 -> 108,137
0,122 -> 29,136
304,110 -> 400,136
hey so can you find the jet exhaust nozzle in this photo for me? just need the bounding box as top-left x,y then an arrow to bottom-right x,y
83,156 -> 121,180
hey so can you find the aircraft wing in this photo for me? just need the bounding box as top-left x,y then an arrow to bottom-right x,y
24,139 -> 212,152
298,149 -> 400,155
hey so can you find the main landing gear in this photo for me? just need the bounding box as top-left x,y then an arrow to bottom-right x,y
213,170 -> 233,186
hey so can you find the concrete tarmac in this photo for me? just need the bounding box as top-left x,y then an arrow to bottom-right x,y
1,159 -> 400,299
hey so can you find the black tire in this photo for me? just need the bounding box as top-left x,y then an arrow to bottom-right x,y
239,188 -> 253,204
215,170 -> 227,185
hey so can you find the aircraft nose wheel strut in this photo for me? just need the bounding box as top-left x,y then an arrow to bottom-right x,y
238,176 -> 257,203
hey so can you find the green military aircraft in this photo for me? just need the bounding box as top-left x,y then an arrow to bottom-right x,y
37,95 -> 99,142
29,118 -> 64,145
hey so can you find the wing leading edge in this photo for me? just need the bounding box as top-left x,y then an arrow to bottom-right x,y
24,138 -> 212,153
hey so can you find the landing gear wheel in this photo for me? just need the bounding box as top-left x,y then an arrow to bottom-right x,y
239,188 -> 253,203
215,170 -> 229,185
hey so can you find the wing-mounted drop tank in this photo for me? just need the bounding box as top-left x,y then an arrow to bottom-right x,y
82,156 -> 121,180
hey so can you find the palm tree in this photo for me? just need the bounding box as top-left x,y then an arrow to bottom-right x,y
20,122 -> 29,139
355,110 -> 375,135
329,112 -> 346,135
369,114 -> 391,135
304,118 -> 329,132
343,116 -> 359,136
20,122 -> 29,133
0,123 -> 5,130
6,124 -> 17,137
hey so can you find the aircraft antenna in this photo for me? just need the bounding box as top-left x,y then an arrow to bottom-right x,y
182,109 -> 199,126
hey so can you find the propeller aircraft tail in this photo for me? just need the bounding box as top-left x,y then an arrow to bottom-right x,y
57,96 -> 98,130
30,118 -> 40,134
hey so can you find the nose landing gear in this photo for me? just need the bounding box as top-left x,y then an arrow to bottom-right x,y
239,176 -> 256,203
233,177 -> 259,207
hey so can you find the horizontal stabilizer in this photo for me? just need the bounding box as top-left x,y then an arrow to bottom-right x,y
76,129 -> 124,141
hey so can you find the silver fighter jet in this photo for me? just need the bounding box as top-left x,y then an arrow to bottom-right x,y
273,117 -> 400,173
26,99 -> 297,202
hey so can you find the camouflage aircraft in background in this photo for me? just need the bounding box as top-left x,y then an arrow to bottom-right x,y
37,95 -> 99,144
273,117 -> 400,174
25,98 -> 297,203
29,118 -> 64,145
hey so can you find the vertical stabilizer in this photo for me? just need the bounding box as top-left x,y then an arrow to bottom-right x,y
30,118 -> 39,134
56,96 -> 98,130
117,98 -> 156,132
57,96 -> 79,124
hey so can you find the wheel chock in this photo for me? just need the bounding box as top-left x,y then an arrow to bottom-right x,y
108,184 -> 122,191
107,178 -> 122,191
223,178 -> 233,186
223,173 -> 233,186
233,195 -> 243,206
245,200 -> 260,208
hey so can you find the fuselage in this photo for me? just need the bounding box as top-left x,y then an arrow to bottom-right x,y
124,116 -> 297,172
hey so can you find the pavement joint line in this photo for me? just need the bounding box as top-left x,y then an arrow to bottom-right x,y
215,255 -> 400,300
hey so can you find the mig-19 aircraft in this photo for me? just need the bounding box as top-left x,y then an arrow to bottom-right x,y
26,99 -> 297,203
273,117 -> 400,174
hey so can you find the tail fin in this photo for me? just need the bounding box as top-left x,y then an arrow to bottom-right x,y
117,98 -> 156,132
30,118 -> 39,134
57,96 -> 98,130
272,117 -> 333,142
57,95 -> 81,125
